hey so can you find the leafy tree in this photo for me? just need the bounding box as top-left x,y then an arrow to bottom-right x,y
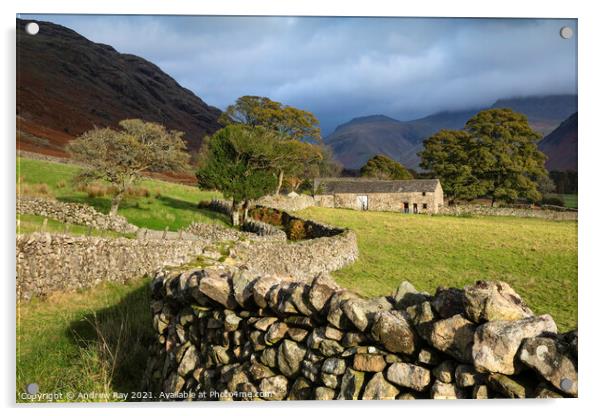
419,130 -> 486,203
67,119 -> 189,216
420,109 -> 548,205
219,95 -> 329,194
360,154 -> 414,180
466,109 -> 547,205
219,95 -> 321,142
196,125 -> 280,225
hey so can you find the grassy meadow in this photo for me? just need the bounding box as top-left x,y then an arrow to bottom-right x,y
298,207 -> 578,331
17,157 -> 226,230
15,156 -> 578,400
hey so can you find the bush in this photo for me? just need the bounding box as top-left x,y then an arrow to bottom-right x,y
286,218 -> 307,241
541,195 -> 565,207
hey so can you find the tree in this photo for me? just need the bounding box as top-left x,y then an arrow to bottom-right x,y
67,119 -> 189,216
419,109 -> 548,205
218,95 -> 327,194
466,109 -> 547,205
360,154 -> 414,180
419,130 -> 486,203
196,125 -> 280,226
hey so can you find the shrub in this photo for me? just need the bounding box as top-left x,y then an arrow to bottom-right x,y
57,180 -> 67,189
286,218 -> 307,241
541,195 -> 565,207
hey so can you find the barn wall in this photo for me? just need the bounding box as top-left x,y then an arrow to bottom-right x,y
330,192 -> 439,214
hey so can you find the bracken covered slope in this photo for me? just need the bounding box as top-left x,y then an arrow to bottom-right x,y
16,19 -> 222,157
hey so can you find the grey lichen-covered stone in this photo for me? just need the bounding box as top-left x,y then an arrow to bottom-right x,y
433,360 -> 456,383
396,392 -> 419,400
534,382 -> 564,398
463,280 -> 534,323
431,380 -> 465,399
327,290 -> 359,329
405,301 -> 436,339
427,314 -> 475,363
308,274 -> 339,311
324,326 -> 344,341
321,357 -> 347,375
260,347 -> 277,368
320,372 -> 339,389
252,276 -> 280,309
341,331 -> 366,347
315,387 -> 336,400
473,315 -> 558,375
264,322 -> 289,345
455,364 -> 487,387
319,339 -> 345,357
352,353 -> 386,372
198,271 -> 237,309
386,362 -> 431,392
337,368 -> 365,400
223,310 -> 242,332
371,310 -> 418,355
472,384 -> 489,399
163,371 -> 185,393
177,345 -> 199,376
519,336 -> 577,396
288,376 -> 313,400
259,375 -> 288,401
342,296 -> 392,332
249,361 -> 275,380
417,347 -> 442,366
289,283 -> 314,316
393,281 -> 428,309
432,287 -> 465,318
287,327 -> 309,342
486,373 -> 530,398
361,372 -> 399,400
231,270 -> 257,308
254,316 -> 278,331
277,339 -> 307,377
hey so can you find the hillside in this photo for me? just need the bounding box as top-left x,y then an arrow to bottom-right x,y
538,112 -> 578,171
326,95 -> 577,170
16,19 -> 222,157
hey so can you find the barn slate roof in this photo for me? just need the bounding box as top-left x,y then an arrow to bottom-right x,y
314,178 -> 441,194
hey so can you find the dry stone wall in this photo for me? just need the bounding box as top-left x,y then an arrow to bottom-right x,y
439,205 -> 577,221
17,196 -> 138,233
254,194 -> 316,212
143,270 -> 578,400
16,233 -> 219,300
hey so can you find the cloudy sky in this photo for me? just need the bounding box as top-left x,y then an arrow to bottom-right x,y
23,14 -> 577,135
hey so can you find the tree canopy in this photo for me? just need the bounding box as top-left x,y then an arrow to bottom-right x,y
196,125 -> 280,225
218,95 -> 329,194
420,108 -> 548,205
360,154 -> 414,180
67,119 -> 189,216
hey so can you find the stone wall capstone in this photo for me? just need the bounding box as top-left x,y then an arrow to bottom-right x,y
17,196 -> 138,233
142,269 -> 578,400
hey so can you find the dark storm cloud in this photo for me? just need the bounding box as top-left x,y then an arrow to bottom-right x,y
22,14 -> 577,135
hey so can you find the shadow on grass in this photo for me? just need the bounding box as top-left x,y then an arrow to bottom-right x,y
66,283 -> 154,395
157,195 -> 231,226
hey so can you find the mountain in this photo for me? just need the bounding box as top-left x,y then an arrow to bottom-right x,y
326,95 -> 577,170
538,112 -> 578,171
16,19 -> 222,158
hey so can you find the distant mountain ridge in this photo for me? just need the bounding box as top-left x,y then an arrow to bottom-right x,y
16,18 -> 222,158
538,112 -> 578,171
326,95 -> 577,170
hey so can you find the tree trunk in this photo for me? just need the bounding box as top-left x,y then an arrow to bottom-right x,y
490,197 -> 496,207
109,191 -> 124,217
275,170 -> 284,195
231,199 -> 241,227
242,200 -> 249,224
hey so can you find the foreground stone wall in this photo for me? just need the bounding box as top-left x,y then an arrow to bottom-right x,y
16,233 -> 217,300
143,270 -> 577,400
17,196 -> 138,233
439,205 -> 577,221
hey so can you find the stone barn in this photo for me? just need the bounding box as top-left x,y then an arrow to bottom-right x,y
313,178 -> 444,214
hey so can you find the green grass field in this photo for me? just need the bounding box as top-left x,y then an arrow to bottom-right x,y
298,207 -> 578,331
561,194 -> 578,209
17,157 -> 226,230
17,278 -> 152,402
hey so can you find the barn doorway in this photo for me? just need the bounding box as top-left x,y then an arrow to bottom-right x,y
357,195 -> 368,211
403,202 -> 409,213
413,203 -> 418,213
